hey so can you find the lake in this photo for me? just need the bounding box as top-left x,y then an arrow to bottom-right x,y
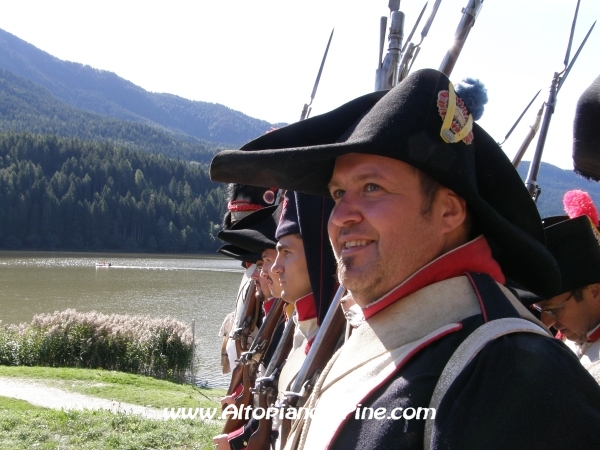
0,251 -> 244,388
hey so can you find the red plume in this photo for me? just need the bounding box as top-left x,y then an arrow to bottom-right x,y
563,190 -> 600,226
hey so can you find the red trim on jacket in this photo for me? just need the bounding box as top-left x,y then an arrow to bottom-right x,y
296,293 -> 317,321
588,324 -> 600,342
262,297 -> 276,316
227,425 -> 245,442
305,336 -> 316,355
362,236 -> 504,320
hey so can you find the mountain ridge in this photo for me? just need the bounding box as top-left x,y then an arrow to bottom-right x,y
0,28 -> 283,147
0,67 -> 221,163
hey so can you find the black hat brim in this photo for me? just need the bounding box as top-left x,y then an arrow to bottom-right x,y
218,204 -> 279,254
217,244 -> 261,264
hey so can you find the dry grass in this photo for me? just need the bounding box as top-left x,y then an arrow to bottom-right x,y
0,310 -> 193,381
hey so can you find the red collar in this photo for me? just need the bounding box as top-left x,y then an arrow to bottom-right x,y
362,236 -> 505,320
295,293 -> 317,321
262,297 -> 276,316
588,324 -> 600,342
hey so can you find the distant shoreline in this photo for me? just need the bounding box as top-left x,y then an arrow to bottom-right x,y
0,249 -> 229,260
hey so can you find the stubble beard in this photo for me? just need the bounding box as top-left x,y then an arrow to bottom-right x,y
336,251 -> 386,306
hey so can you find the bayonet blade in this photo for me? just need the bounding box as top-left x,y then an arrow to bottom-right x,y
558,21 -> 596,92
564,0 -> 581,69
499,90 -> 541,146
301,29 -> 334,121
402,2 -> 428,54
421,0 -> 443,40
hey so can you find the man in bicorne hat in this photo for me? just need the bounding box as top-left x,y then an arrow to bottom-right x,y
534,210 -> 600,381
211,68 -> 600,449
218,183 -> 279,374
214,204 -> 285,450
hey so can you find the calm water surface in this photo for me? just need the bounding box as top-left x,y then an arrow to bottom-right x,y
0,251 -> 244,387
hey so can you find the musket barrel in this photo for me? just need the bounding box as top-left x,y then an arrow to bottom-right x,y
525,73 -> 559,200
439,0 -> 483,77
512,104 -> 543,168
375,10 -> 405,91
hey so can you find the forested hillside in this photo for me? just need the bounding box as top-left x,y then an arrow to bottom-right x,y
0,132 -> 227,252
0,28 -> 283,146
516,162 -> 600,217
0,68 -> 221,163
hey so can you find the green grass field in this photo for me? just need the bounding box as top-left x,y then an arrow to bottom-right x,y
0,366 -> 226,449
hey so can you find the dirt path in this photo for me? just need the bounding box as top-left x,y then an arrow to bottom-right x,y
0,377 -> 164,419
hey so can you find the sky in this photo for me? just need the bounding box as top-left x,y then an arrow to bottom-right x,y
0,0 -> 598,171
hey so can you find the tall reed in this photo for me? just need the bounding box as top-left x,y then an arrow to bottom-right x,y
0,310 -> 193,382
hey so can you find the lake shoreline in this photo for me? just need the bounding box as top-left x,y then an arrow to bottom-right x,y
0,253 -> 242,382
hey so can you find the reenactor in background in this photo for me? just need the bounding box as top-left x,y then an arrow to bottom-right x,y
534,190 -> 600,382
270,190 -> 336,391
211,68 -> 600,449
214,204 -> 283,449
219,184 -> 279,374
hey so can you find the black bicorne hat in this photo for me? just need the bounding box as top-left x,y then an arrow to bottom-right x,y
218,204 -> 279,254
544,215 -> 600,295
275,191 -> 300,240
217,244 -> 261,264
222,184 -> 279,230
211,69 -> 560,298
573,74 -> 600,180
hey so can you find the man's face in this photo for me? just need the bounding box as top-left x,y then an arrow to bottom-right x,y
272,234 -> 312,304
536,286 -> 600,343
261,248 -> 282,298
327,153 -> 447,307
251,260 -> 270,303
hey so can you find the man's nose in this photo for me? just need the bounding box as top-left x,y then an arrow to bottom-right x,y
272,257 -> 283,274
540,312 -> 556,329
329,195 -> 362,228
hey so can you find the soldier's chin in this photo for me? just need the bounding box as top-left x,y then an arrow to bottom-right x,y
561,329 -> 586,344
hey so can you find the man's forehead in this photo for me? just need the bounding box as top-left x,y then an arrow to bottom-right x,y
262,248 -> 277,259
329,153 -> 415,183
276,233 -> 303,249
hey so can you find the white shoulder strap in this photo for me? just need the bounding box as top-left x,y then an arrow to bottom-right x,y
423,317 -> 550,450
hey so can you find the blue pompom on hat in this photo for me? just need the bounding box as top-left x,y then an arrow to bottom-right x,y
455,77 -> 488,121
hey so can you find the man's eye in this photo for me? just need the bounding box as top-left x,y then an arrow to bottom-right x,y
365,183 -> 381,192
330,189 -> 344,200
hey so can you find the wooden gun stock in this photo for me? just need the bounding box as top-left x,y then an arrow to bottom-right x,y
246,315 -> 297,450
246,386 -> 272,450
222,298 -> 285,433
222,360 -> 255,433
226,351 -> 244,397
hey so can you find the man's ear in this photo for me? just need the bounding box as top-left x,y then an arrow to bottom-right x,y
439,188 -> 468,233
588,283 -> 600,304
